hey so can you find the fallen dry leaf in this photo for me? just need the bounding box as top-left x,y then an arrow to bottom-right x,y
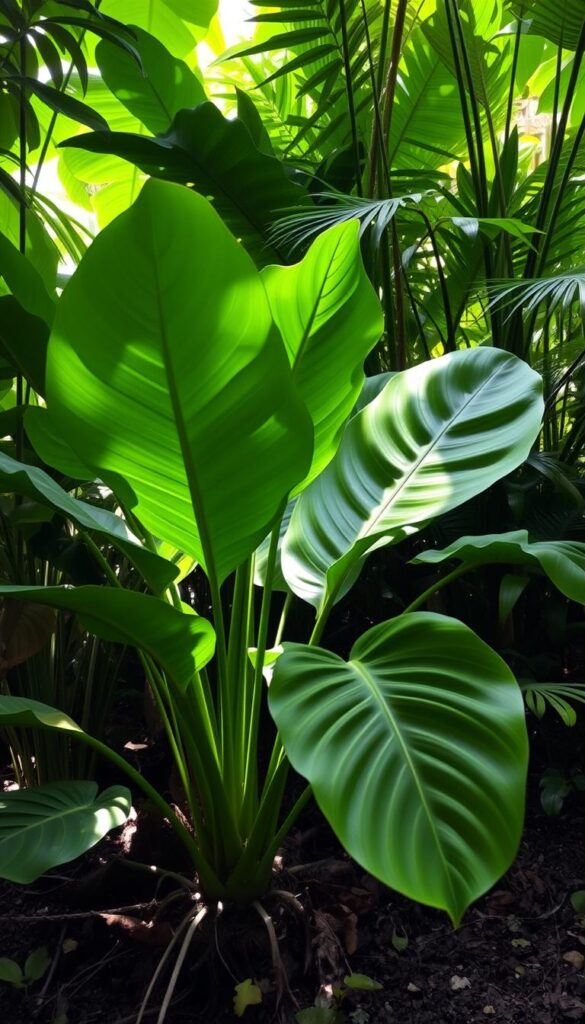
563,951 -> 585,970
450,975 -> 471,991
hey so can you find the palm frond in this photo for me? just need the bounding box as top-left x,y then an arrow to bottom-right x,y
222,0 -> 385,160
506,0 -> 585,51
488,268 -> 585,318
521,680 -> 585,726
268,189 -> 431,253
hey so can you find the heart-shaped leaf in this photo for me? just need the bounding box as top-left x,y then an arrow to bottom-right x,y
0,780 -> 130,883
270,613 -> 528,923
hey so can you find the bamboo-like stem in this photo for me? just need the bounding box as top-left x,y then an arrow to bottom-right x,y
338,0 -> 363,196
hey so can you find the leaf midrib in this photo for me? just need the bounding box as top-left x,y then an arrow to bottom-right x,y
0,789 -> 100,845
360,356 -> 508,539
349,658 -> 457,910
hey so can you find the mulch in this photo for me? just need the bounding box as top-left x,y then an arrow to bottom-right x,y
0,773 -> 584,1024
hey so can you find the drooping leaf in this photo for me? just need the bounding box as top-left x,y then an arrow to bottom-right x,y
0,297 -> 48,395
0,779 -> 131,883
282,348 -> 543,610
270,613 -> 528,923
0,449 -> 178,593
412,530 -> 585,605
24,78 -> 109,132
262,220 -> 383,489
522,680 -> 585,725
0,231 -> 55,324
0,585 -> 215,688
45,180 -> 313,585
60,101 -> 308,265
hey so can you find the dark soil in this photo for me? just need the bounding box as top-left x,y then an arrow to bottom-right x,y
0,775 -> 584,1024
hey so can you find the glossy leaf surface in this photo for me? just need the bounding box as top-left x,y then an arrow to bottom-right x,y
262,221 -> 383,489
45,180 -> 313,584
282,348 -> 543,609
0,586 -> 215,689
60,102 -> 307,265
270,613 -> 528,922
413,530 -> 585,605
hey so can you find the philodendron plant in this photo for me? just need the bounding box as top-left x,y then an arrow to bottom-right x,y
0,180 -> 546,924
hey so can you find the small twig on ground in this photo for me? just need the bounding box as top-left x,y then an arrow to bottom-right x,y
32,923 -> 66,1016
0,901 -> 158,922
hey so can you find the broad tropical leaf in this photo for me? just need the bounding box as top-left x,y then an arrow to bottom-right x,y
0,586 -> 215,689
99,0 -> 198,56
412,530 -> 585,605
96,26 -> 205,135
24,407 -> 94,480
60,102 -> 308,265
0,777 -> 130,883
45,180 -> 313,584
270,613 -> 528,923
282,348 -> 544,609
262,220 -> 383,489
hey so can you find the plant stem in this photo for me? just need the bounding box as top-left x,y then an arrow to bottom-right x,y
274,592 -> 292,646
77,729 -> 221,894
338,0 -> 363,196
402,562 -> 478,615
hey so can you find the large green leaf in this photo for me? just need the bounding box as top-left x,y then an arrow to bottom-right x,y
412,530 -> 585,605
270,613 -> 528,923
507,0 -> 585,50
282,348 -> 543,610
0,777 -> 130,883
59,102 -> 308,265
261,221 -> 383,489
24,406 -> 94,480
45,180 -> 313,584
0,586 -> 214,689
0,450 -> 177,593
100,0 -> 197,55
96,26 -> 205,135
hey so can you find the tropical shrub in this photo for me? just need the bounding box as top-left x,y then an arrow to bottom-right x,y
0,178 -> 546,925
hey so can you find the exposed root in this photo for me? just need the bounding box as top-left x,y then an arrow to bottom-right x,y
136,904 -> 202,1024
156,906 -> 208,1024
253,899 -> 300,1014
